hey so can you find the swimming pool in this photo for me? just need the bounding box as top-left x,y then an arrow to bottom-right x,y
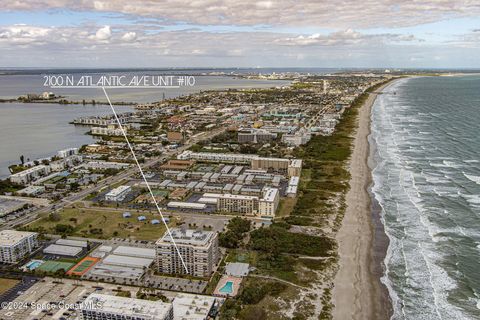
26,260 -> 43,270
219,281 -> 234,294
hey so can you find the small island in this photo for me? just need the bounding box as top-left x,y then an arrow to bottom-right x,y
0,91 -> 133,106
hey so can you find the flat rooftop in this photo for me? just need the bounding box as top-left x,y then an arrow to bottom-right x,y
289,159 -> 303,167
0,199 -> 26,216
103,254 -> 153,268
82,293 -> 172,319
289,176 -> 300,186
43,244 -> 82,257
157,228 -> 215,247
218,193 -> 259,201
262,188 -> 279,202
88,263 -> 145,280
172,293 -> 218,320
167,201 -> 207,209
106,185 -> 131,196
113,246 -> 156,259
0,230 -> 37,247
10,165 -> 47,177
56,238 -> 88,248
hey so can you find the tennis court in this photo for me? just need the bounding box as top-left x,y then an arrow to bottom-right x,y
67,257 -> 100,276
36,261 -> 75,273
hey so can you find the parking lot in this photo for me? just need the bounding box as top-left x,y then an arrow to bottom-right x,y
176,212 -> 228,233
0,276 -> 39,306
0,277 -> 152,320
143,273 -> 208,294
0,276 -> 198,320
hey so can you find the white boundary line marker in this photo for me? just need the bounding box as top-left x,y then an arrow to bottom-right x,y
102,86 -> 189,274
52,86 -> 180,89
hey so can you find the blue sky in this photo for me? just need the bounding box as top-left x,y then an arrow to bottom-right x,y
0,1 -> 479,68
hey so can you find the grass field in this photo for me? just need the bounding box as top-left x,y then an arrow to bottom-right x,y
226,249 -> 258,265
0,278 -> 19,295
275,198 -> 297,218
27,206 -> 169,240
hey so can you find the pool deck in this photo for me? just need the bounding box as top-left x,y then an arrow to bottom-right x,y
21,260 -> 45,272
213,275 -> 242,297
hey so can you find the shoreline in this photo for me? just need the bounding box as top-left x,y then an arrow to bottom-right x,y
367,119 -> 393,319
332,80 -> 396,320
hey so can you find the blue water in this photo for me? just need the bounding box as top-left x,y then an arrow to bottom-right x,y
0,72 -> 290,102
219,281 -> 234,294
26,260 -> 43,270
0,103 -> 133,178
371,76 -> 480,319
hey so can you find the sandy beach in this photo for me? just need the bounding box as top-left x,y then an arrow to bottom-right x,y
332,81 -> 394,320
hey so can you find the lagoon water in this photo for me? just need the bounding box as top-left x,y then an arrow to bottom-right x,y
0,72 -> 288,102
371,76 -> 480,319
0,72 -> 289,178
0,102 -> 134,178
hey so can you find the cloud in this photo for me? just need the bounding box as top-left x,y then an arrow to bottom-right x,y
0,23 -> 478,68
0,24 -> 50,44
90,25 -> 111,41
277,29 -> 422,46
1,0 -> 480,28
121,31 -> 137,42
446,30 -> 480,48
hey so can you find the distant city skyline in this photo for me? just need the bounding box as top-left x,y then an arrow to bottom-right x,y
0,1 -> 479,68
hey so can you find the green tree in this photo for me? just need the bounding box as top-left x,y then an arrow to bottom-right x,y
55,224 -> 74,234
49,212 -> 61,222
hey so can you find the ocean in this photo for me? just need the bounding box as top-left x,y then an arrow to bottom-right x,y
370,76 -> 480,319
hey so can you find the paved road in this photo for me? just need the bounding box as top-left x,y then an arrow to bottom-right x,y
1,126 -> 228,231
81,203 -> 271,227
306,105 -> 329,129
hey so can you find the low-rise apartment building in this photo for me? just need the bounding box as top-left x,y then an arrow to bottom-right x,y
217,187 -> 280,217
105,185 -> 131,202
177,151 -> 302,177
91,125 -> 126,136
258,187 -> 280,217
237,128 -> 276,143
281,130 -> 312,146
57,147 -> 79,158
9,165 -> 51,185
217,194 -> 259,215
80,293 -> 173,320
287,159 -> 303,177
177,151 -> 258,164
251,157 -> 289,173
49,154 -> 83,171
83,161 -> 130,170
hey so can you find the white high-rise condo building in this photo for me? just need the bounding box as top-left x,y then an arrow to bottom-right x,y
156,228 -> 219,277
0,230 -> 38,264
